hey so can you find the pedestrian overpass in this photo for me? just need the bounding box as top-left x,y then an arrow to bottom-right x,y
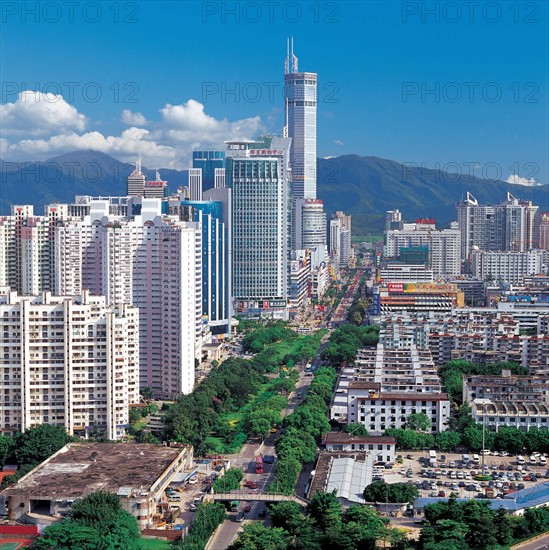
204,491 -> 310,507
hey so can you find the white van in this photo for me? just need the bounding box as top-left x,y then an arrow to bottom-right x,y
539,456 -> 547,466
472,454 -> 480,464
462,454 -> 470,464
529,455 -> 537,465
516,455 -> 525,465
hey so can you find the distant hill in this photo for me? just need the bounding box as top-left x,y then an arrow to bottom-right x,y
317,155 -> 548,234
0,151 -> 188,215
1,151 -> 547,233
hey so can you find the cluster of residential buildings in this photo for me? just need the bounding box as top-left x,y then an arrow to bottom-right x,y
382,193 -> 548,285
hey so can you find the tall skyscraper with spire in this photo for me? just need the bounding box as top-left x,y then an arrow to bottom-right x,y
284,38 -> 318,201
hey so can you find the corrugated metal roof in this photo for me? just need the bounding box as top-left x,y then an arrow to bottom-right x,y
326,456 -> 372,504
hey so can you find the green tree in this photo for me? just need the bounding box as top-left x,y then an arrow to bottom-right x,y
175,503 -> 226,549
363,481 -> 418,503
269,501 -> 303,531
343,423 -> 369,436
31,521 -> 103,550
308,490 -> 342,536
462,425 -> 494,452
0,435 -> 14,469
15,425 -> 69,467
213,468 -> 243,493
140,386 -> 154,400
494,427 -> 525,453
384,428 -> 418,450
228,523 -> 290,550
34,491 -> 140,550
406,413 -> 430,432
436,431 -> 462,452
493,507 -> 512,546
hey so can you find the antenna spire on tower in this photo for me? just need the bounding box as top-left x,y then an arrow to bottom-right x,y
136,154 -> 142,174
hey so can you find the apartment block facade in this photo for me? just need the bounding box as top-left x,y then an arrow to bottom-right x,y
0,288 -> 139,440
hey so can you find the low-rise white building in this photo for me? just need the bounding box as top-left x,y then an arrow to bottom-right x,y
323,433 -> 396,464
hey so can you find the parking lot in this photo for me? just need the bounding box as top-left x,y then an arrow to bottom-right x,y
383,450 -> 549,500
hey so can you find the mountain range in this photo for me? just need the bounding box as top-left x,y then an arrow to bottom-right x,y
1,151 -> 547,234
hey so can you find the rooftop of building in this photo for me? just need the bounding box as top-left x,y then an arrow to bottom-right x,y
308,451 -> 369,502
323,433 -> 396,445
3,443 -> 187,499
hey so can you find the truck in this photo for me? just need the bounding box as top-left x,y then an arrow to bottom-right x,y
429,450 -> 437,467
255,455 -> 264,474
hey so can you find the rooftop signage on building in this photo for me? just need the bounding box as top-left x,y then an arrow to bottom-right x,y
387,282 -> 457,293
249,149 -> 284,156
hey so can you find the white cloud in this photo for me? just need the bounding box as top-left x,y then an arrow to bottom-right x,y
121,110 -> 148,126
506,174 -> 541,187
0,91 -> 87,136
334,139 -> 344,146
159,99 -> 262,146
1,94 -> 264,169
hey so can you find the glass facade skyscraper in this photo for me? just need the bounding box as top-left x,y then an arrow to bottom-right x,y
226,136 -> 291,319
192,151 -> 226,192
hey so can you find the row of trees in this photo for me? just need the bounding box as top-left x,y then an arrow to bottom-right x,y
229,492 -> 407,550
271,367 -> 337,494
321,324 -> 379,368
175,503 -> 226,550
421,498 -> 549,550
363,480 -> 419,504
31,491 -> 140,550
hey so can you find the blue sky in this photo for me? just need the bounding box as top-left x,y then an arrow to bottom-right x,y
1,0 -> 548,188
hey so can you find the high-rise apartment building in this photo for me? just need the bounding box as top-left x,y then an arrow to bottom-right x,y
0,288 -> 139,440
226,136 -> 291,319
54,199 -> 201,397
384,219 -> 461,276
330,211 -> 352,267
540,213 -> 549,251
457,192 -> 540,261
295,198 -> 327,267
192,151 -> 225,192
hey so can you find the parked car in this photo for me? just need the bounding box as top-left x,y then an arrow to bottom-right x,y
188,477 -> 198,485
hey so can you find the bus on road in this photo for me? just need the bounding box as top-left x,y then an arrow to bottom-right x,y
255,456 -> 264,474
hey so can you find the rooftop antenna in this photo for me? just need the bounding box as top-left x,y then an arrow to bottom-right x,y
291,36 -> 298,73
285,37 -> 299,74
136,154 -> 142,174
156,169 -> 161,181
